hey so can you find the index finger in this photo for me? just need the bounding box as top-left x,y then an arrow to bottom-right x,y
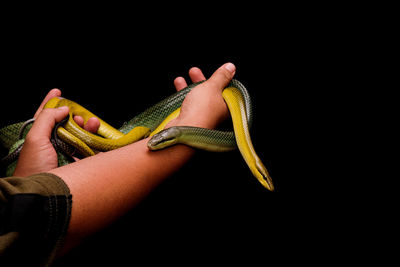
34,89 -> 62,118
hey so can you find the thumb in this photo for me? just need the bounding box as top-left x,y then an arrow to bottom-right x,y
28,106 -> 70,140
207,62 -> 236,89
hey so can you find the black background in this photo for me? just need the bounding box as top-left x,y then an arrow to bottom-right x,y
0,9 -> 368,265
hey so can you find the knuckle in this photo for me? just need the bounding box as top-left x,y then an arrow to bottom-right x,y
206,69 -> 232,89
39,108 -> 54,117
220,68 -> 232,81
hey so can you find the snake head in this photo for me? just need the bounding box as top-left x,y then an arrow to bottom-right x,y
253,159 -> 275,191
147,127 -> 182,150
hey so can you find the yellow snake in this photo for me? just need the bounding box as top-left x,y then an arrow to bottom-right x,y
3,79 -> 274,190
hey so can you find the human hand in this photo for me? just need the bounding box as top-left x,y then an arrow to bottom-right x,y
13,89 -> 100,177
170,62 -> 236,129
14,62 -> 235,177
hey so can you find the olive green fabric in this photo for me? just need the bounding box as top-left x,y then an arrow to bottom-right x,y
0,173 -> 72,266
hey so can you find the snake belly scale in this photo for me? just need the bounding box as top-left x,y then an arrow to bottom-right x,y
0,79 -> 274,191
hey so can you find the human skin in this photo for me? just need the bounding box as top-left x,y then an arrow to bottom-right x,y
14,63 -> 236,255
13,90 -> 101,176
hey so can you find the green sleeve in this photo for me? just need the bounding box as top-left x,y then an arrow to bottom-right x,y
0,173 -> 72,266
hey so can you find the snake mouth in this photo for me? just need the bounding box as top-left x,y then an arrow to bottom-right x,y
148,136 -> 174,149
261,173 -> 274,192
255,162 -> 274,191
147,135 -> 163,150
147,128 -> 181,150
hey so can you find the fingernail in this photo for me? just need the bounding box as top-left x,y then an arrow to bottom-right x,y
223,62 -> 236,73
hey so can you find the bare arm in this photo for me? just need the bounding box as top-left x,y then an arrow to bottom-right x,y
49,63 -> 236,253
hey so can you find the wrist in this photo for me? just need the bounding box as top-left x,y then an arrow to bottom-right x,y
168,115 -> 219,130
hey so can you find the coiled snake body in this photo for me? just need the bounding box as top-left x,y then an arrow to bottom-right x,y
0,79 -> 274,191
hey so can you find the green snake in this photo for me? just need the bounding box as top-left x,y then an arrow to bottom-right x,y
0,79 -> 274,191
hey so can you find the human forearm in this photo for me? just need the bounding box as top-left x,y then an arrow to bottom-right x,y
49,62 -> 236,254
49,135 -> 194,251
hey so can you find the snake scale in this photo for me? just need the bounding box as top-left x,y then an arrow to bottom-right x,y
0,79 -> 274,191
